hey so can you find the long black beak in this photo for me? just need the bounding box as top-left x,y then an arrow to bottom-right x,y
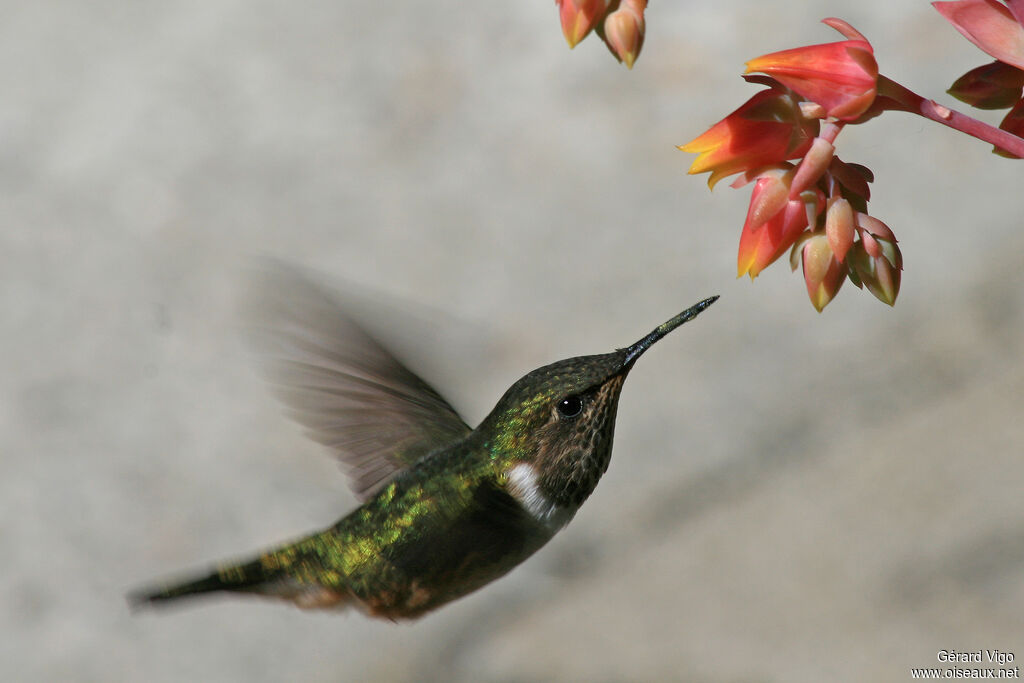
622,296 -> 719,368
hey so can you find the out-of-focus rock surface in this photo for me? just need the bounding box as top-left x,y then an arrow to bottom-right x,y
3,2 -> 1022,681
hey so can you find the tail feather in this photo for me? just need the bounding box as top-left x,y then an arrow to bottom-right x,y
129,553 -> 353,611
128,557 -> 273,608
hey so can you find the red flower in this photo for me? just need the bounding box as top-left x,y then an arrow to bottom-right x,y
745,38 -> 878,121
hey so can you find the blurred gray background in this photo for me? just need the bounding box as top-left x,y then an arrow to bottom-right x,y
4,2 -> 1023,681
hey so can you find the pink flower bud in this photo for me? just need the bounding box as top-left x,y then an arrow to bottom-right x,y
789,137 -> 836,197
559,0 -> 611,48
744,168 -> 794,228
802,234 -> 833,285
825,197 -> 855,262
801,234 -> 846,311
603,0 -> 646,69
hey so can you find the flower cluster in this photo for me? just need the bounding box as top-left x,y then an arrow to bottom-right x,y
555,0 -> 647,68
546,5 -> 1024,310
934,0 -> 1024,156
679,14 -> 1024,311
680,19 -> 901,311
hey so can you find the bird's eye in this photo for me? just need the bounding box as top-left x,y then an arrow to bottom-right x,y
556,395 -> 584,418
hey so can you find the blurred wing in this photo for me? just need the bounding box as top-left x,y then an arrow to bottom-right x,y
244,265 -> 472,501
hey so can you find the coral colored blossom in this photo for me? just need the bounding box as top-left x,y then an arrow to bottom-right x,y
680,89 -> 818,188
745,40 -> 879,120
737,197 -> 809,279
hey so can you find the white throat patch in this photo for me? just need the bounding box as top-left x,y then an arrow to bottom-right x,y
506,463 -> 574,530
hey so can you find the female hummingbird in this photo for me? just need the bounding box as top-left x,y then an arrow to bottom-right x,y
130,269 -> 717,620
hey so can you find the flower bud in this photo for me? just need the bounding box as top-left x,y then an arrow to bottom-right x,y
744,168 -> 794,228
738,199 -> 808,279
603,0 -> 646,69
849,239 -> 902,306
801,234 -> 846,311
789,137 -> 836,197
825,197 -> 855,262
559,0 -> 610,48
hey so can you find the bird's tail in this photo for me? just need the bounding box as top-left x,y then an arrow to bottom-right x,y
128,555 -> 275,608
129,541 -> 353,611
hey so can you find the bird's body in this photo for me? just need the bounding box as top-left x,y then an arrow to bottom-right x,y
153,436 -> 555,618
131,268 -> 716,620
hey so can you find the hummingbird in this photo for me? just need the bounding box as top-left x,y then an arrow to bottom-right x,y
130,268 -> 717,620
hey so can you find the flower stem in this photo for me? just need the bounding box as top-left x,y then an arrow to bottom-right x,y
876,76 -> 1024,158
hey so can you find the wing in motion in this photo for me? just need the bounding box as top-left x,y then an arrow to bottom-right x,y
243,265 -> 473,501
